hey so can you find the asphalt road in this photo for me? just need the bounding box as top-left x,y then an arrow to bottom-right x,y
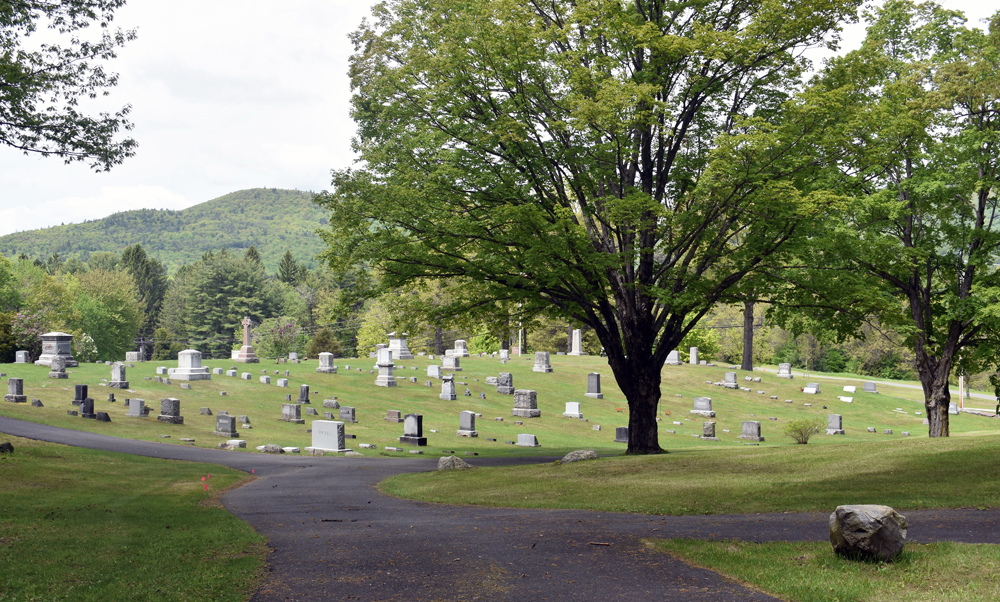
3,415 -> 999,601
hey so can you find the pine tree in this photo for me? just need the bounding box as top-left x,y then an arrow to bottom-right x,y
244,245 -> 262,265
278,249 -> 299,285
120,244 -> 168,338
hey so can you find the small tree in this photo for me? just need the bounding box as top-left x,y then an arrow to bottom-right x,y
10,309 -> 46,359
252,317 -> 306,359
783,419 -> 824,444
305,328 -> 342,357
72,333 -> 98,363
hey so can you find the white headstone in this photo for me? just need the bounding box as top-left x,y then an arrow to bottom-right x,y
532,351 -> 553,373
689,347 -> 699,365
567,329 -> 586,356
664,350 -> 682,365
172,350 -> 212,381
563,401 -> 583,419
307,420 -> 351,453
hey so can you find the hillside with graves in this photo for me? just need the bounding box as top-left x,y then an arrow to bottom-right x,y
0,188 -> 329,273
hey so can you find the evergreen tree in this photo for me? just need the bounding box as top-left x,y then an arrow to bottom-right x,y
278,249 -> 299,285
244,245 -> 262,265
120,244 -> 168,338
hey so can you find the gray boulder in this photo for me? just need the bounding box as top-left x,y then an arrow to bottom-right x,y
437,455 -> 475,470
259,444 -> 285,454
829,505 -> 907,562
561,449 -> 599,464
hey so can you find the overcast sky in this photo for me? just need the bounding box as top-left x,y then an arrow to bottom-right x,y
0,1 -> 993,236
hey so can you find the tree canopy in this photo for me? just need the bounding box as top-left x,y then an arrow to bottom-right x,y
318,0 -> 860,452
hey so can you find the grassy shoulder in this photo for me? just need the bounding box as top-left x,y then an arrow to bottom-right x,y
379,434 -> 1000,515
655,539 -> 1000,602
0,433 -> 266,601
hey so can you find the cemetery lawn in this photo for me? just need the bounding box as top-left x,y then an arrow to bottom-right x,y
655,539 -> 1000,602
0,434 -> 266,602
379,434 -> 1000,515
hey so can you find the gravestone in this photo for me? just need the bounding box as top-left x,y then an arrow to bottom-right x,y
156,366 -> 168,375
213,367 -> 224,375
260,375 -> 271,385
71,385 -> 88,406
804,382 -> 820,394
5,378 -> 27,403
226,369 -> 237,377
689,347 -> 699,365
739,421 -> 764,442
172,350 -> 212,381
34,332 -> 78,367
567,329 -> 586,356
79,398 -> 96,419
440,377 -> 457,401
691,397 -> 716,417
214,414 -> 238,437
399,414 -> 427,445
307,421 -> 351,453
427,365 -> 442,379
512,389 -> 541,418
317,352 -> 337,374
843,385 -> 857,393
948,402 -> 959,415
486,376 -> 499,386
305,407 -> 318,415
585,373 -> 603,399
127,399 -> 146,417
374,348 -> 397,387
277,378 -> 288,387
563,401 -> 583,419
464,388 -> 471,396
864,381 -> 878,394
288,351 -> 300,364
664,349 -> 682,365
497,373 -> 514,395
48,356 -> 68,379
499,349 -> 510,360
614,427 -> 629,443
240,373 -> 250,380
387,332 -> 415,360
281,403 -> 305,424
125,351 -> 141,363
339,406 -> 357,423
442,356 -> 462,372
386,410 -> 403,423
180,383 -> 192,390
827,414 -> 845,435
701,422 -> 719,441
532,351 -> 553,373
776,363 -> 793,379
723,372 -> 738,389
14,351 -> 29,364
158,398 -> 184,424
452,340 -> 470,357
457,410 -> 478,437
297,384 -> 311,404
323,398 -> 340,409
233,316 -> 260,363
517,433 -> 540,447
200,407 -> 212,415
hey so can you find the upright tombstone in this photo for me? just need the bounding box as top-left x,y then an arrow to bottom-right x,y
5,378 -> 27,403
297,384 -> 311,404
452,340 -> 470,357
48,356 -> 68,379
71,384 -> 88,406
776,363 -> 793,379
511,389 -> 541,418
516,433 -> 540,447
109,362 -> 129,389
499,349 -> 510,361
387,332 -> 415,360
497,373 -> 514,395
79,397 -> 96,419
563,401 -> 583,419
739,420 -> 764,442
827,414 -> 845,435
664,350 -> 683,365
316,352 -> 337,374
427,365 -> 442,379
864,381 -> 878,394
158,398 -> 184,424
723,372 -> 738,389
288,351 -> 300,364
948,402 -> 959,415
374,348 -> 398,387
689,347 -> 699,365
34,332 -> 78,367
532,351 -> 553,373
385,410 -> 403,423
214,414 -> 238,437
233,316 -> 260,363
567,329 -> 586,356
14,351 -> 29,364
614,427 -> 629,443
701,421 -> 719,441
172,350 -> 212,381
339,406 -> 357,423
584,373 -> 604,399
307,421 -> 351,453
281,403 -> 305,424
457,411 -> 478,437
399,413 -> 427,446
691,397 -> 716,417
127,398 -> 146,417
125,351 -> 141,363
440,376 -> 457,401
442,356 -> 462,372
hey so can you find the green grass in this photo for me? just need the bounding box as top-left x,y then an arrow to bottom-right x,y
655,539 -> 1000,602
0,434 -> 266,601
5,354 -> 996,461
379,434 -> 1000,515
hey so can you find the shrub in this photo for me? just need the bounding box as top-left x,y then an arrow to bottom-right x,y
305,328 -> 342,357
783,419 -> 825,444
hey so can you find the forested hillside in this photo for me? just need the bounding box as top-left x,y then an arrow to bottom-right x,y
0,188 -> 328,273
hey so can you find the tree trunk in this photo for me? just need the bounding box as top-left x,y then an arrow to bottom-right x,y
435,326 -> 443,355
619,354 -> 663,454
918,364 -> 951,438
567,326 -> 573,353
741,301 -> 754,371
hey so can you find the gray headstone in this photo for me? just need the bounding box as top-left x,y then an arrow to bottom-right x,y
585,373 -> 603,399
614,427 -> 629,443
511,389 -> 540,418
497,372 -> 514,395
739,421 -> 764,442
